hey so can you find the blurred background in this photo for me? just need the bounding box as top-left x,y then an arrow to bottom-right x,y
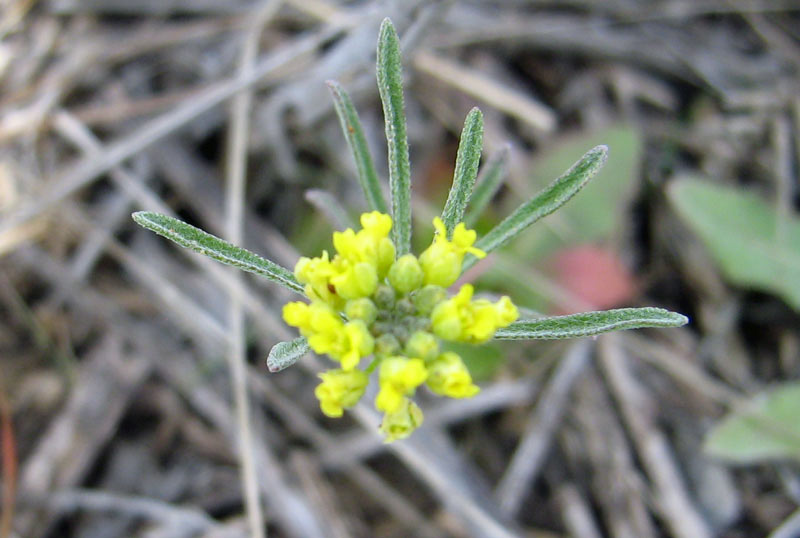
1,1 -> 799,537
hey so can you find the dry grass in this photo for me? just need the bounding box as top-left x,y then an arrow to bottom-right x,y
1,1 -> 799,537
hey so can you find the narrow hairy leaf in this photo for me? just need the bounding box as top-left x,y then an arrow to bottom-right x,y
442,107 -> 483,236
465,144 -> 509,227
464,145 -> 608,270
493,307 -> 687,340
326,80 -> 388,214
526,126 -> 640,245
376,18 -> 411,255
704,383 -> 800,463
669,177 -> 800,311
267,337 -> 310,372
132,211 -> 303,294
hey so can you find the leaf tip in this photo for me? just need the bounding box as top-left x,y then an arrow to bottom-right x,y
591,144 -> 609,162
673,312 -> 690,326
131,211 -> 151,226
379,17 -> 394,32
325,79 -> 343,99
378,18 -> 400,50
652,308 -> 689,327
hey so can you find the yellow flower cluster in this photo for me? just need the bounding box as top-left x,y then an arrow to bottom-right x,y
283,212 -> 518,442
294,212 -> 395,308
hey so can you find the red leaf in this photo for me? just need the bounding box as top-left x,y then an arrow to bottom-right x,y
549,245 -> 637,314
0,390 -> 15,538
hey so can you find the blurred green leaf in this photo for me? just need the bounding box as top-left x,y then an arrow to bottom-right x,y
305,188 -> 355,230
442,107 -> 483,237
377,18 -> 411,255
668,177 -> 800,311
267,337 -> 309,372
327,80 -> 388,214
493,307 -> 687,340
704,383 -> 800,464
132,211 -> 304,295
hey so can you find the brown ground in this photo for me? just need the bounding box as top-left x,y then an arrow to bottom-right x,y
1,1 -> 799,537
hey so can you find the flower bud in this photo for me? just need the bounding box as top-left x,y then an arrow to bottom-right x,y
392,324 -> 409,343
374,284 -> 396,309
396,298 -> 415,315
380,398 -> 424,442
376,356 -> 427,412
409,316 -> 432,332
375,333 -> 401,356
411,285 -> 446,315
345,298 -> 378,324
388,254 -> 424,294
404,331 -> 439,361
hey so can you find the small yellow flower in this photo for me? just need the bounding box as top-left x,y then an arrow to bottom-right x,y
305,306 -> 345,356
335,320 -> 374,370
284,301 -> 373,370
426,352 -> 479,398
315,369 -> 369,417
282,300 -> 312,328
380,398 -> 424,442
332,211 -> 396,280
429,284 -> 470,340
294,251 -> 340,307
283,300 -> 342,343
494,296 -> 519,326
308,301 -> 343,335
375,356 -> 427,413
461,299 -> 501,343
431,284 -> 518,344
419,217 -> 486,287
360,210 -> 393,237
330,260 -> 378,300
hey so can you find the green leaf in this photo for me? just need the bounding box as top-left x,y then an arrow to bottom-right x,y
132,211 -> 303,295
267,337 -> 309,372
465,144 -> 509,227
376,18 -> 411,255
326,80 -> 388,214
493,307 -> 687,340
704,383 -> 800,464
441,107 -> 483,237
527,126 -> 640,245
464,145 -> 608,271
668,177 -> 800,311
